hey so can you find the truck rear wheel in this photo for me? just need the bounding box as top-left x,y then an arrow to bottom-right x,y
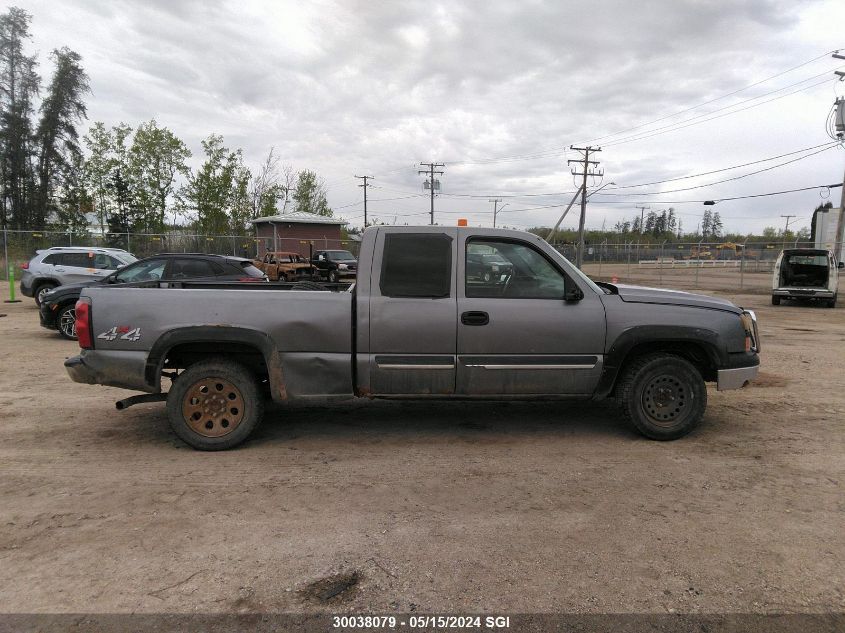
771,295 -> 781,306
166,359 -> 264,451
617,353 -> 706,440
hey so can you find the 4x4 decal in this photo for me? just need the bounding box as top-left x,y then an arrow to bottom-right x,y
97,326 -> 142,342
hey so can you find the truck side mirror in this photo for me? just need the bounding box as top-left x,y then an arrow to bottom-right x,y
564,287 -> 584,302
564,276 -> 583,302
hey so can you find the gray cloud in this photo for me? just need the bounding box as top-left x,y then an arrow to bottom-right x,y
22,0 -> 845,233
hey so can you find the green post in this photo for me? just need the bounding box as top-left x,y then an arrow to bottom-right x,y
5,265 -> 22,303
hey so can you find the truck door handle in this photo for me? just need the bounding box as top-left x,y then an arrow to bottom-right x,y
461,311 -> 489,326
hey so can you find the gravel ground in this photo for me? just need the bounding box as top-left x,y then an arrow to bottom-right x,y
0,280 -> 843,615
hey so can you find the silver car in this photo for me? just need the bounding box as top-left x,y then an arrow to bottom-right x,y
20,246 -> 137,305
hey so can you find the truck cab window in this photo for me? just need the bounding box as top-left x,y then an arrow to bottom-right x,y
466,239 -> 566,299
380,233 -> 452,298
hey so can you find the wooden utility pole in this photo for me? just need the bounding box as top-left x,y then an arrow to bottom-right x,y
419,162 -> 444,225
832,52 -> 845,256
354,175 -> 373,227
568,146 -> 602,268
635,205 -> 651,233
489,198 -> 502,228
781,214 -> 797,237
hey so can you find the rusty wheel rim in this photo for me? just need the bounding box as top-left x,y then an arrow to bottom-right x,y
181,377 -> 245,437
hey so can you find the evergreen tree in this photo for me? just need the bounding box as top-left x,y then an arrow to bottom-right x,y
711,211 -> 724,238
701,209 -> 713,238
643,210 -> 656,235
34,46 -> 89,227
0,6 -> 39,228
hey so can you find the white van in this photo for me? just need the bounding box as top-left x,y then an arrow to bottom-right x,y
771,248 -> 840,308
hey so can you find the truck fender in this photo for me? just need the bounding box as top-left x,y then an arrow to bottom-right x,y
593,325 -> 724,400
144,326 -> 288,401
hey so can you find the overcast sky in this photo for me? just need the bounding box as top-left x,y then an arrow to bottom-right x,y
19,0 -> 845,235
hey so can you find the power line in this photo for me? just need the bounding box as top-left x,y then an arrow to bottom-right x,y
579,51 -> 839,145
437,51 -> 843,165
372,141 -> 837,201
609,141 -> 839,189
602,75 -> 835,147
598,143 -> 839,196
497,182 -> 843,211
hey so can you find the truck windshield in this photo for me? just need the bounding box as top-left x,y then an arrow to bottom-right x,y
787,255 -> 827,266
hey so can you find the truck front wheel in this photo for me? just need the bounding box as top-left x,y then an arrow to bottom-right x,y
617,353 -> 707,440
166,359 -> 265,451
771,295 -> 781,306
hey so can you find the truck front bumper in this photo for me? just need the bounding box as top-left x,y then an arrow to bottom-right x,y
65,351 -> 154,393
717,364 -> 759,391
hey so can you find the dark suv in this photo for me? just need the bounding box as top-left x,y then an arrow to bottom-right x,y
40,254 -> 266,340
311,250 -> 357,283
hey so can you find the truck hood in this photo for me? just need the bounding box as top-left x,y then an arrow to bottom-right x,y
43,279 -> 103,302
602,283 -> 742,314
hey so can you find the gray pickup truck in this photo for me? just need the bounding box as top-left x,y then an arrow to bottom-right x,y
66,226 -> 760,450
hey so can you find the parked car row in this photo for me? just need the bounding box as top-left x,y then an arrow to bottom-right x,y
24,248 -> 267,340
21,246 -> 360,341
251,249 -> 359,283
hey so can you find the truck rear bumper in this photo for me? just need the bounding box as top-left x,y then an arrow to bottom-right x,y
717,365 -> 759,391
65,351 -> 155,393
772,288 -> 834,298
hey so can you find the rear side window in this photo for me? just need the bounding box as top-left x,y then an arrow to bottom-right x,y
60,252 -> 93,267
236,263 -> 266,278
380,233 -> 452,298
170,259 -> 221,278
42,254 -> 60,265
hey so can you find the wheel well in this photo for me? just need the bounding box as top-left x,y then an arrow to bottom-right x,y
163,342 -> 269,382
616,341 -> 717,389
33,278 -> 59,291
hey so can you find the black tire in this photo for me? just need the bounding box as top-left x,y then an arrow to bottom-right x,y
617,353 -> 707,440
328,269 -> 339,283
771,295 -> 780,306
292,280 -> 328,291
166,358 -> 265,451
827,294 -> 837,308
34,282 -> 57,306
57,304 -> 78,340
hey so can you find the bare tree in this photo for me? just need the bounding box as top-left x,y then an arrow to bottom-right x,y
280,163 -> 296,212
249,146 -> 280,217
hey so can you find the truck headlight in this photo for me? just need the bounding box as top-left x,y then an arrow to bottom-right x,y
740,310 -> 760,353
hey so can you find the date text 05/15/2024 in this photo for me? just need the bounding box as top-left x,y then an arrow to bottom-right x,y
332,615 -> 511,629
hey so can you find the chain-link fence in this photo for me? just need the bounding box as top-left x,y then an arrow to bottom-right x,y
565,240 -> 843,292
1,228 -> 361,279
2,230 -> 840,293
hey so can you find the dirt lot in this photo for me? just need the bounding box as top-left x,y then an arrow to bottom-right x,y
0,277 -> 843,616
